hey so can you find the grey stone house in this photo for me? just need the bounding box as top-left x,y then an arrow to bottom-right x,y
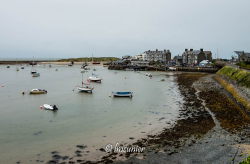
234,51 -> 250,62
182,49 -> 212,66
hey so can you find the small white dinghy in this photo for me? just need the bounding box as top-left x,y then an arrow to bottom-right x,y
88,76 -> 102,83
41,104 -> 58,111
78,85 -> 93,93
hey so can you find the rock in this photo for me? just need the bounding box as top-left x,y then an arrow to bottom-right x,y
76,145 -> 87,149
61,156 -> 69,160
51,151 -> 59,154
75,150 -> 81,154
99,148 -> 105,152
47,160 -> 57,164
52,154 -> 61,160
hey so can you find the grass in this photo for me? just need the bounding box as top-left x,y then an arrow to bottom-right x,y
237,62 -> 250,70
217,66 -> 250,88
240,156 -> 250,164
214,75 -> 250,111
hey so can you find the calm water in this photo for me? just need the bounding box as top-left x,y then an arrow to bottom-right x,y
0,64 -> 183,163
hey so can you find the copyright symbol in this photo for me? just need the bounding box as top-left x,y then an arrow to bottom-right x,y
105,144 -> 113,153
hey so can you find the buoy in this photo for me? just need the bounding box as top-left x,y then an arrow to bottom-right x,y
22,92 -> 25,95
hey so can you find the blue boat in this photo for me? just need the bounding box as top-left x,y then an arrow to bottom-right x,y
112,92 -> 133,98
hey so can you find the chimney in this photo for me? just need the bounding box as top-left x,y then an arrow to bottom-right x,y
185,49 -> 188,52
200,48 -> 203,52
156,49 -> 158,52
190,49 -> 193,51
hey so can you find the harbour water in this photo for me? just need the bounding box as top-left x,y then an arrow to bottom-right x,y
0,65 -> 183,163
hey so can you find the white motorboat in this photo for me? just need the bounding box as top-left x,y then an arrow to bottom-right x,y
42,104 -> 58,111
32,72 -> 40,77
145,73 -> 152,77
88,76 -> 102,83
78,86 -> 94,93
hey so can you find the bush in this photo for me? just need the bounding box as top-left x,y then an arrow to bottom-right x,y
240,156 -> 250,164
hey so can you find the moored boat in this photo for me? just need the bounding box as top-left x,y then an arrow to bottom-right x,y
78,86 -> 94,93
145,73 -> 152,77
32,72 -> 40,77
88,75 -> 102,83
41,104 -> 58,111
30,89 -> 47,94
112,91 -> 133,98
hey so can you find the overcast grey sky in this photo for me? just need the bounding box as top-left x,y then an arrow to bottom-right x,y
0,0 -> 249,59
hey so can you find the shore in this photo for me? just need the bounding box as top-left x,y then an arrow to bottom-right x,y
40,72 -> 250,164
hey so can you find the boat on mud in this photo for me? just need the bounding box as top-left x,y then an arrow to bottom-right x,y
112,92 -> 133,98
30,89 -> 47,94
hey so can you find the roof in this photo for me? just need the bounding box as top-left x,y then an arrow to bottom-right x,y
173,56 -> 182,59
183,50 -> 212,55
235,51 -> 250,57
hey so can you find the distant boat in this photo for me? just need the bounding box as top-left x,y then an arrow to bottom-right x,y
68,64 -> 73,66
29,61 -> 37,65
92,62 -> 100,64
84,67 -> 90,70
81,63 -> 88,69
30,89 -> 47,94
145,73 -> 152,77
41,104 -> 58,111
6,66 -> 10,68
125,68 -> 134,71
112,92 -> 133,98
21,67 -> 25,69
32,72 -> 40,77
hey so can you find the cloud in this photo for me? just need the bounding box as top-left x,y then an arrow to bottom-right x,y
0,0 -> 249,59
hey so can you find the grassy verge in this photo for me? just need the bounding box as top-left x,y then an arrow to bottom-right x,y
237,62 -> 250,70
240,156 -> 250,164
214,75 -> 250,111
217,66 -> 250,88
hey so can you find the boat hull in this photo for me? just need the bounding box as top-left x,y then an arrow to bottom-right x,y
78,87 -> 93,93
30,91 -> 47,94
112,92 -> 133,98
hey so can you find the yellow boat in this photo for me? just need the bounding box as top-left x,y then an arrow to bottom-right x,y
29,89 -> 47,94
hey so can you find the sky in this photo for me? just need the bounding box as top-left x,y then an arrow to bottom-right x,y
0,0 -> 250,59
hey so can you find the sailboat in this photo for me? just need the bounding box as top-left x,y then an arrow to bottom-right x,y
16,59 -> 19,71
31,57 -> 37,74
78,73 -> 94,93
92,53 -> 100,64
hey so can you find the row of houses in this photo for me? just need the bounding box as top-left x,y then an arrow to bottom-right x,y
132,48 -> 212,66
120,49 -> 250,67
234,51 -> 250,62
